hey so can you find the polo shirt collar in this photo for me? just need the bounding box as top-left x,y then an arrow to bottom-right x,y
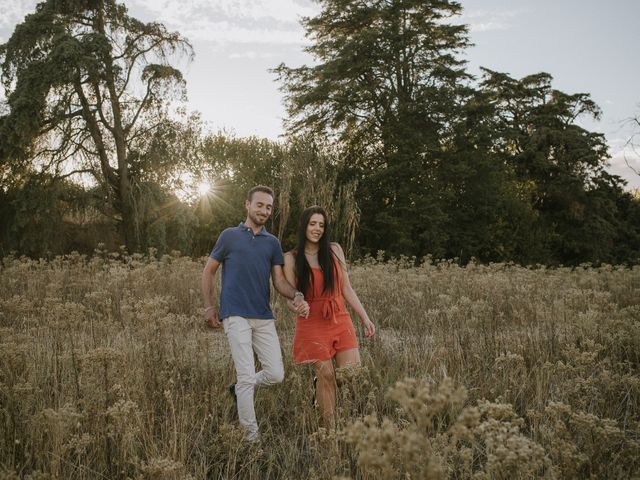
239,222 -> 269,236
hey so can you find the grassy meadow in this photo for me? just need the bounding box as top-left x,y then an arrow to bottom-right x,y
1,250 -> 639,479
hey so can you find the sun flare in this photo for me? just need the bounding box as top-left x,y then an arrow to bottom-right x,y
173,171 -> 214,202
197,181 -> 211,196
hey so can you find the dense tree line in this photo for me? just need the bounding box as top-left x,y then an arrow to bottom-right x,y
275,0 -> 640,264
1,0 -> 639,264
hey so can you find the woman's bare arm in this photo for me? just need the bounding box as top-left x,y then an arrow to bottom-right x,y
332,243 -> 375,337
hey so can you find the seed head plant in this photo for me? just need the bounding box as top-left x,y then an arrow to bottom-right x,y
0,252 -> 638,478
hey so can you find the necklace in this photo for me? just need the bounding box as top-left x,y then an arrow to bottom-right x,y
304,250 -> 318,256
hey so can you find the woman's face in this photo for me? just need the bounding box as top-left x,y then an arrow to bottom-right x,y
305,213 -> 325,244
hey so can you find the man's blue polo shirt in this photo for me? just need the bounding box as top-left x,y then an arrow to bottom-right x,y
210,222 -> 285,320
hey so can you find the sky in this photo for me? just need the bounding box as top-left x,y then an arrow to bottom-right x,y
1,0 -> 639,189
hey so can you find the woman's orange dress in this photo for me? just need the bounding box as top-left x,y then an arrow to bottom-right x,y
292,260 -> 359,363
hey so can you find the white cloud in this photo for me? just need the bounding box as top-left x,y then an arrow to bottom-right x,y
127,0 -> 317,45
462,9 -> 521,20
175,19 -> 305,45
210,0 -> 317,24
0,0 -> 38,43
0,0 -> 314,56
458,8 -> 525,33
228,50 -> 278,59
129,0 -> 316,24
0,0 -> 38,29
0,0 -> 316,45
470,22 -> 510,33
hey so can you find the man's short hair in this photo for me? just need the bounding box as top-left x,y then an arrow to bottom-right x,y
247,185 -> 274,202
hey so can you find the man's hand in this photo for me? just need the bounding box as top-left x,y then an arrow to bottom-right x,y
202,258 -> 222,328
204,308 -> 221,328
296,300 -> 310,318
293,294 -> 310,318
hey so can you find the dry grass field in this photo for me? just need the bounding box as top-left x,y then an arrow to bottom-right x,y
1,249 -> 639,479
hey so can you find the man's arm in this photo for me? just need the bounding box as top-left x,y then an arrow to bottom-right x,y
282,253 -> 299,314
202,257 -> 221,328
272,264 -> 309,316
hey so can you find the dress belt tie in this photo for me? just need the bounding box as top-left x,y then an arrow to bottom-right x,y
310,297 -> 341,324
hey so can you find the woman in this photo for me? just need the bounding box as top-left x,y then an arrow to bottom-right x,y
283,206 -> 375,428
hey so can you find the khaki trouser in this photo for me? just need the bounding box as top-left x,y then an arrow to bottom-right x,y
223,316 -> 284,441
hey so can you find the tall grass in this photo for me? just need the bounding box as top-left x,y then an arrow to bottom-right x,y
1,250 -> 638,479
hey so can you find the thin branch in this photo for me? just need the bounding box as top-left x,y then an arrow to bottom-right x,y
74,78 -> 118,189
124,78 -> 154,135
91,81 -> 115,133
126,120 -> 164,146
116,38 -> 173,98
624,154 -> 639,176
112,31 -> 148,60
56,168 -> 96,180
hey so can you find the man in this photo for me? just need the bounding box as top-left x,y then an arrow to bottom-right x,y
202,185 -> 309,442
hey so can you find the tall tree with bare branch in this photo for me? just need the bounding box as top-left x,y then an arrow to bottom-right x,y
0,0 -> 192,250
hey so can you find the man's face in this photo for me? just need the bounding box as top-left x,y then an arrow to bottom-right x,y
245,191 -> 274,226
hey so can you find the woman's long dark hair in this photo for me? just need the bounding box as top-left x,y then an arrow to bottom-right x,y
294,206 -> 337,298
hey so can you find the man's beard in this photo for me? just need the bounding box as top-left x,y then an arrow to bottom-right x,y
249,211 -> 268,226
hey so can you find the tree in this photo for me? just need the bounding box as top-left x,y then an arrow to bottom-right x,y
0,0 -> 192,250
190,133 -> 359,255
438,91 -> 543,263
479,69 -> 632,263
275,0 -> 471,257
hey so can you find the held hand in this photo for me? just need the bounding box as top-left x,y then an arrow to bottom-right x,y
292,293 -> 305,308
362,318 -> 375,338
295,300 -> 310,318
204,308 -> 221,329
292,293 -> 310,318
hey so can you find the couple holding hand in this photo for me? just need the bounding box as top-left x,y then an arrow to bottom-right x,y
202,185 -> 375,442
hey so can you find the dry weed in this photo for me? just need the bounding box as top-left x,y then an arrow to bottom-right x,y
0,253 -> 638,478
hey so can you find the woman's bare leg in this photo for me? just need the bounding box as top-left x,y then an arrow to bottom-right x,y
335,347 -> 361,368
313,359 -> 336,429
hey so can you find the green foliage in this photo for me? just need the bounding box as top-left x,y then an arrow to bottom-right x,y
276,0 -> 472,258
478,69 -> 639,264
276,1 -> 640,265
6,179 -> 65,256
191,133 -> 359,254
0,0 -> 192,250
0,176 -> 87,256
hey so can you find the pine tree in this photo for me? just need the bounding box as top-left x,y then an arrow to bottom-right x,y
275,0 -> 471,256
